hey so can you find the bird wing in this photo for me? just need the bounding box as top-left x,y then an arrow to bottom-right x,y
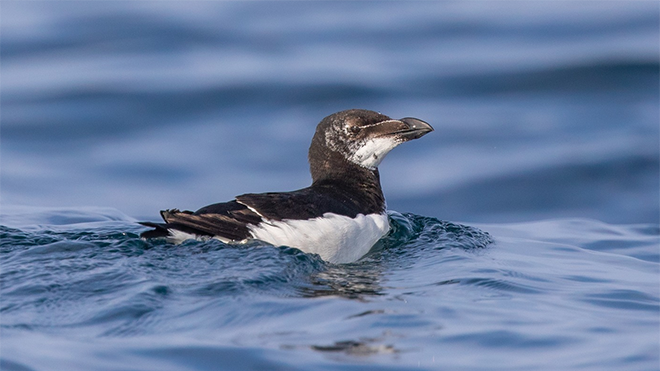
235,186 -> 361,221
139,186 -> 365,241
139,200 -> 262,241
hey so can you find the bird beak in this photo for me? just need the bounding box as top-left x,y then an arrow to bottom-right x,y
396,117 -> 434,140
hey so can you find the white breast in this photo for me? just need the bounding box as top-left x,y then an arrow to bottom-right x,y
247,212 -> 390,264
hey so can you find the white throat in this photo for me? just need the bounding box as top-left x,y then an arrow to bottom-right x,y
348,137 -> 400,169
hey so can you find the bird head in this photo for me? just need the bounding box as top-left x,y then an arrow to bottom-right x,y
308,109 -> 433,179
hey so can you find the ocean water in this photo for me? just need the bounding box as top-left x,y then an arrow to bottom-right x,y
1,2 -> 659,371
1,208 -> 658,370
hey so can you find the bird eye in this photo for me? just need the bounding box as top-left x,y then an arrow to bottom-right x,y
346,125 -> 360,135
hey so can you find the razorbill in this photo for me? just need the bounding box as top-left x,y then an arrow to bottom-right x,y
139,109 -> 433,263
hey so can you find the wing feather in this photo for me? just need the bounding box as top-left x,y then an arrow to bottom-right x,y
139,201 -> 262,241
139,183 -> 381,242
236,186 -> 362,221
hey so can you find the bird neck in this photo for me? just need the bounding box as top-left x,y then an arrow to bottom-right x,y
309,146 -> 386,213
309,143 -> 379,183
311,164 -> 383,191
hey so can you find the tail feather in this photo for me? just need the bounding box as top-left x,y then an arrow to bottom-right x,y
138,221 -> 213,239
138,222 -> 174,239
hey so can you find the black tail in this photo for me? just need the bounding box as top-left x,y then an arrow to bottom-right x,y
138,222 -> 171,238
138,220 -> 216,239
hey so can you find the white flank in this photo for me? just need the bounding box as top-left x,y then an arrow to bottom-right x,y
166,229 -> 234,244
248,212 -> 390,264
349,137 -> 400,169
166,229 -> 205,244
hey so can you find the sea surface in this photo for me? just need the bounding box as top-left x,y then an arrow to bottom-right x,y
1,2 -> 659,371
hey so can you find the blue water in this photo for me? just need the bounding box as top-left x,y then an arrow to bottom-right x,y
1,2 -> 659,370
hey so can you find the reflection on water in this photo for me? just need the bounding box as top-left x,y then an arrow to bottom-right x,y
302,266 -> 386,300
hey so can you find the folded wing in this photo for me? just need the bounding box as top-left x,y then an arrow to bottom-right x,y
139,185 -> 368,242
139,200 -> 262,241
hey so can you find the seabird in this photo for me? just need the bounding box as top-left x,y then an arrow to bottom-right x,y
140,109 -> 433,263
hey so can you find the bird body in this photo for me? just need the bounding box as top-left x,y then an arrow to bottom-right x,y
140,109 -> 433,263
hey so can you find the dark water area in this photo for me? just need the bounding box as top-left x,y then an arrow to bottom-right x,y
1,2 -> 659,370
